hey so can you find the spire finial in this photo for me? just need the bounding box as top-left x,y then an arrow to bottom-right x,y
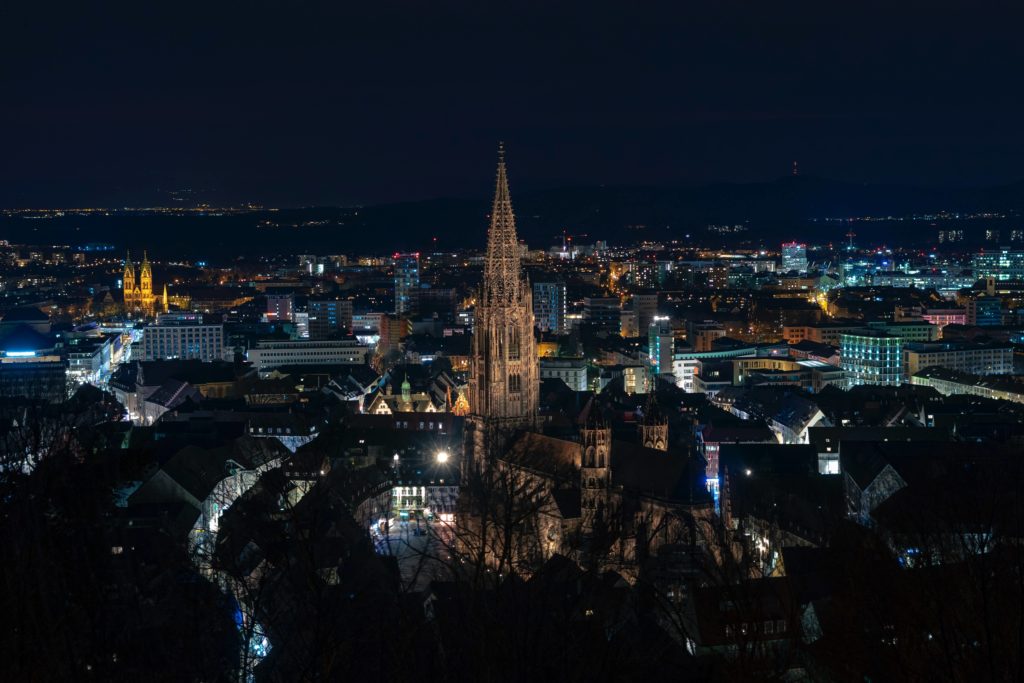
497,141 -> 505,163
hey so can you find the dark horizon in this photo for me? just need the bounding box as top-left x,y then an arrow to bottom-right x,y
3,1 -> 1024,209
8,170 -> 1024,212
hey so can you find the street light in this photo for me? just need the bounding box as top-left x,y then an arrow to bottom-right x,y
436,450 -> 449,464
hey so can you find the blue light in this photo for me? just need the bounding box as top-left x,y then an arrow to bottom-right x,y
6,351 -> 36,357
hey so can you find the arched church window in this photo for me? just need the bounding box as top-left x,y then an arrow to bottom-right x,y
508,325 -> 520,359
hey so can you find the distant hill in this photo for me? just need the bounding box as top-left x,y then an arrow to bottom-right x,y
3,176 -> 1023,258
341,175 -> 1024,252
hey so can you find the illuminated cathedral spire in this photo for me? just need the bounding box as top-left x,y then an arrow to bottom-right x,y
123,250 -> 136,291
465,144 -> 539,468
483,143 -> 523,305
140,250 -> 153,295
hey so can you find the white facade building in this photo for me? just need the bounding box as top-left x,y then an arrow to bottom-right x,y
142,313 -> 224,362
247,338 -> 368,373
539,357 -> 588,391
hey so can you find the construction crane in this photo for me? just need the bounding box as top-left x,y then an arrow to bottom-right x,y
553,230 -> 590,258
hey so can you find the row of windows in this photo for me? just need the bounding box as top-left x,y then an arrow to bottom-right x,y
391,420 -> 445,430
724,619 -> 787,638
256,352 -> 363,359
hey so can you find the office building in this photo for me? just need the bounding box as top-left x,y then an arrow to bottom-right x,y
583,296 -> 621,335
784,320 -> 938,346
903,341 -> 1014,378
377,315 -> 412,356
265,293 -> 294,322
142,313 -> 224,362
308,297 -> 354,339
972,247 -> 1024,281
867,320 -> 938,343
417,288 -> 458,322
781,242 -> 808,274
533,281 -> 567,334
293,311 -> 309,339
539,357 -> 588,391
631,293 -> 659,334
394,252 -> 420,316
704,264 -> 730,289
619,310 -> 640,338
688,320 -> 726,352
840,330 -> 902,387
0,326 -> 65,402
65,334 -> 116,385
247,339 -> 368,373
966,297 -> 1002,326
731,357 -> 845,393
352,313 -> 385,335
649,321 -> 675,375
911,367 -> 1024,404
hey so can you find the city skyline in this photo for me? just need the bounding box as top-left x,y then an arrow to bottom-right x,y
5,4 -> 1024,680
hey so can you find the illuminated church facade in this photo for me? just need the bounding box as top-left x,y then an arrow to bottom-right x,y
123,251 -> 168,317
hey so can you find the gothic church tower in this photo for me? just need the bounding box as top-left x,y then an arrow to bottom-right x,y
580,413 -> 612,534
123,251 -> 137,310
139,251 -> 153,302
464,145 -> 540,471
638,393 -> 669,451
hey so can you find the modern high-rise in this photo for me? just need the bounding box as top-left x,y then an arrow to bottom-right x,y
142,313 -> 224,362
465,145 -> 539,470
781,242 -> 808,274
394,252 -> 420,317
631,293 -> 659,333
308,297 -> 354,338
533,281 -> 567,334
583,296 -> 621,335
648,321 -> 674,376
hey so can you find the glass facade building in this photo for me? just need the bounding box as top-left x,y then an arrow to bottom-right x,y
533,281 -> 567,334
781,241 -> 808,274
840,330 -> 902,387
393,253 -> 420,317
972,248 -> 1024,281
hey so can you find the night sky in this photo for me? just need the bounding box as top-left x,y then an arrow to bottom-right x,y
3,1 -> 1023,207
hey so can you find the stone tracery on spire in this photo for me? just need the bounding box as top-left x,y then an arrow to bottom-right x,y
483,142 -> 523,305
